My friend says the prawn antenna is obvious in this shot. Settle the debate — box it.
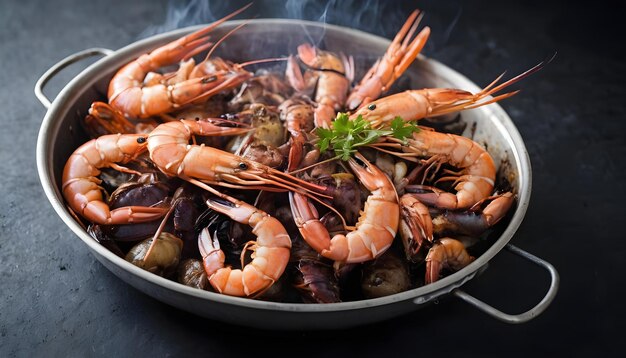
[239,57,290,68]
[288,155,340,175]
[204,20,251,61]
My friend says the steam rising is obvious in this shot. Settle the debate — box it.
[136,0,465,61]
[138,0,413,42]
[138,0,231,39]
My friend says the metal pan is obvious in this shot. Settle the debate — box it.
[35,19,558,329]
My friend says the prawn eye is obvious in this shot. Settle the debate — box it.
[238,162,248,170]
[367,104,376,110]
[137,137,146,144]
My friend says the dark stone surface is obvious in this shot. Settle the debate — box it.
[1,0,624,356]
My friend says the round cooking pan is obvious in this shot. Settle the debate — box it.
[35,19,559,330]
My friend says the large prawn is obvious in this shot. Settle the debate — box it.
[372,128,497,210]
[62,134,168,225]
[346,9,431,111]
[107,5,253,119]
[351,59,549,129]
[198,193,291,297]
[288,44,353,129]
[290,152,399,263]
[146,119,328,199]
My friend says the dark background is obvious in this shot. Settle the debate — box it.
[1,0,625,356]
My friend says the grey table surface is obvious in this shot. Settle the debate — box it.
[1,0,624,356]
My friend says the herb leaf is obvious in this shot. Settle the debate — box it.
[390,116,420,141]
[316,127,332,152]
[315,113,419,160]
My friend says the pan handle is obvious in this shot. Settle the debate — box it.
[34,48,114,108]
[453,243,559,324]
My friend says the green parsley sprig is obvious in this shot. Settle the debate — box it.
[316,112,419,161]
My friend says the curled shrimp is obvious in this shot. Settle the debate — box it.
[346,9,431,111]
[399,194,433,263]
[352,59,548,129]
[199,194,291,297]
[289,44,353,129]
[425,238,474,284]
[372,129,496,210]
[107,5,253,118]
[278,95,315,171]
[62,134,168,225]
[290,152,399,263]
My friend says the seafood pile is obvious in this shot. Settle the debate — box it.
[62,6,542,302]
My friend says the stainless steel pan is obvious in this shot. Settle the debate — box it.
[35,19,558,329]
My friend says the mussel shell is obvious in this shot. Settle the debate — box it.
[293,259,341,303]
[125,233,183,278]
[177,259,209,290]
[361,249,411,299]
[102,180,172,242]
